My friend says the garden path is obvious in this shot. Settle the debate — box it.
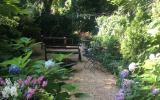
[33,45,118,100]
[67,56,118,100]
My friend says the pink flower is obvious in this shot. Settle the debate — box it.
[31,79,37,85]
[17,79,23,85]
[24,76,32,85]
[37,76,44,84]
[24,80,30,85]
[42,81,48,87]
[26,88,36,100]
[26,76,32,82]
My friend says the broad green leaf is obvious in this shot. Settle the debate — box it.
[62,83,79,91]
[55,92,70,100]
[0,56,22,66]
[74,93,91,99]
[21,51,32,68]
[52,53,72,62]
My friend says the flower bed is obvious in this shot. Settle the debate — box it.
[116,53,160,100]
[0,51,88,100]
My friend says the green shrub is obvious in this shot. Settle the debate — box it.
[120,21,149,62]
[91,35,121,74]
[96,15,127,39]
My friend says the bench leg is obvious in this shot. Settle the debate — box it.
[41,42,44,50]
[44,45,48,61]
[78,47,82,61]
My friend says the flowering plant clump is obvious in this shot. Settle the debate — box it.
[25,88,36,100]
[149,54,156,60]
[116,52,160,99]
[1,78,18,98]
[120,69,129,79]
[9,64,21,74]
[115,89,125,100]
[149,53,160,60]
[0,76,48,99]
[128,62,137,72]
[151,88,160,95]
[121,79,134,92]
[45,59,56,69]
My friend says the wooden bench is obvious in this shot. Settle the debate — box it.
[41,36,82,61]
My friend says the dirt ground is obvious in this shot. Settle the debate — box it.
[67,56,118,100]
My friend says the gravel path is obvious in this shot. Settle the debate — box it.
[67,57,118,100]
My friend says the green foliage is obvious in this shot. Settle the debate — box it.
[91,35,121,74]
[123,57,160,100]
[151,0,160,19]
[120,20,150,62]
[0,51,32,68]
[91,14,127,74]
[0,50,88,100]
[74,0,117,14]
[0,15,18,27]
[40,14,73,37]
[53,0,72,14]
[74,93,91,99]
[37,90,54,100]
[96,15,127,38]
[62,83,79,91]
[52,53,72,62]
[108,0,151,14]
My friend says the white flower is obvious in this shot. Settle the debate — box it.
[156,53,160,59]
[147,27,159,37]
[128,62,137,71]
[149,54,156,60]
[45,60,55,69]
[2,86,10,98]
[5,78,12,86]
[10,86,18,97]
[2,90,9,98]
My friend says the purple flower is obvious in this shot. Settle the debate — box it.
[9,64,20,74]
[37,76,44,84]
[115,89,125,100]
[120,69,129,79]
[42,81,48,87]
[122,79,134,91]
[25,88,36,100]
[24,76,32,85]
[152,88,160,95]
[0,77,5,85]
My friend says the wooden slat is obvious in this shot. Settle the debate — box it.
[46,45,79,49]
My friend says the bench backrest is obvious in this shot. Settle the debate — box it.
[42,36,80,46]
